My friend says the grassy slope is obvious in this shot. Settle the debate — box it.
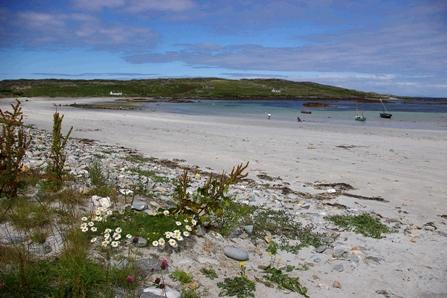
[0,78,384,100]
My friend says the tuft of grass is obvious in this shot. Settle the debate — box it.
[170,269,193,284]
[88,159,107,187]
[9,198,52,230]
[30,228,49,244]
[327,213,390,238]
[130,168,171,183]
[200,267,218,280]
[217,275,256,298]
[263,266,309,297]
[125,154,150,164]
[182,288,200,298]
[254,209,323,251]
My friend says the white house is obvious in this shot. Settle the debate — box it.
[271,88,281,94]
[110,91,123,96]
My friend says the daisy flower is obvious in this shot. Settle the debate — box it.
[126,234,132,239]
[175,221,182,226]
[81,217,88,221]
[183,231,190,237]
[191,219,197,226]
[90,237,97,243]
[185,225,192,231]
[163,210,170,216]
[158,238,165,246]
[176,235,184,241]
[81,227,88,232]
[101,241,109,248]
[104,228,112,234]
[111,241,119,248]
[152,240,159,247]
[91,227,97,232]
[114,234,121,240]
[168,239,177,248]
[88,222,94,227]
[115,227,122,233]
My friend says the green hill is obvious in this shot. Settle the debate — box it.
[0,78,386,100]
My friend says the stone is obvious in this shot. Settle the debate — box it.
[133,237,148,247]
[131,200,148,211]
[136,257,160,276]
[243,225,254,235]
[315,245,328,253]
[141,287,180,298]
[333,281,342,288]
[224,246,249,261]
[194,225,206,237]
[333,264,344,272]
[333,247,348,258]
[91,195,111,209]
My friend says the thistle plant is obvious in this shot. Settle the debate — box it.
[0,100,31,198]
[49,111,73,188]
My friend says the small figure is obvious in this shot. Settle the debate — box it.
[267,113,271,120]
[297,116,302,122]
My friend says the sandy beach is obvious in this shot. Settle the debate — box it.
[2,97,447,297]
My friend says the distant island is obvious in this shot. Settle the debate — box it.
[0,78,393,101]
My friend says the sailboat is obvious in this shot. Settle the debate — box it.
[379,98,392,119]
[355,104,366,121]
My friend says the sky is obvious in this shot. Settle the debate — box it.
[0,0,446,97]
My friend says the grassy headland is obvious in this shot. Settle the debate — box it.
[0,78,387,100]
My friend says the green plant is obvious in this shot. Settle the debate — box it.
[89,159,107,187]
[217,275,256,298]
[9,198,52,231]
[174,163,249,225]
[130,167,171,183]
[200,267,218,280]
[0,100,31,198]
[182,288,201,298]
[327,213,390,238]
[267,241,278,255]
[263,266,309,297]
[48,111,73,188]
[170,269,193,284]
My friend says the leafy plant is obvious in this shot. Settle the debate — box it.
[48,111,73,188]
[0,100,31,198]
[174,162,249,226]
[89,159,107,187]
[170,269,193,284]
[217,275,256,298]
[327,213,390,238]
[263,266,309,297]
[200,267,218,280]
[182,288,201,298]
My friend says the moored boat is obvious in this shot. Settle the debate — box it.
[379,98,392,119]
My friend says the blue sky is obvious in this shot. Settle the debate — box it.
[0,0,446,97]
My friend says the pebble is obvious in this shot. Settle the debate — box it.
[333,280,342,288]
[333,264,344,272]
[131,200,148,211]
[333,247,348,258]
[243,225,254,235]
[315,245,328,253]
[224,246,249,261]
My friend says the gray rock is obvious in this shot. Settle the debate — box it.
[333,264,344,272]
[333,247,348,258]
[133,237,148,247]
[195,225,206,237]
[8,235,27,244]
[243,225,254,235]
[132,200,148,211]
[141,287,180,298]
[136,257,160,276]
[224,246,249,261]
[315,245,328,253]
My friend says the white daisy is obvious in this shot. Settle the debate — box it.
[158,238,165,246]
[90,237,97,243]
[80,223,87,229]
[184,219,189,223]
[185,225,192,231]
[91,227,97,232]
[106,210,113,216]
[191,219,197,226]
[152,240,159,247]
[168,239,177,248]
[114,234,121,240]
[163,210,170,216]
[101,240,109,247]
[176,235,184,241]
[95,209,101,216]
[111,241,119,248]
[81,227,88,232]
[175,221,182,226]
[81,217,88,221]
[115,227,122,233]
[88,221,94,227]
[183,231,190,237]
[126,234,132,239]
[104,228,112,234]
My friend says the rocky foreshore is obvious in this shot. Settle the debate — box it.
[1,126,446,298]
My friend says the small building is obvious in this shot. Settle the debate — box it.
[271,88,281,94]
[110,91,123,96]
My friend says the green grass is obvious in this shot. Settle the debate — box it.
[200,267,218,280]
[182,288,201,298]
[130,168,171,183]
[327,213,390,238]
[96,209,192,242]
[125,154,150,164]
[219,201,255,236]
[217,275,256,298]
[253,209,323,250]
[0,78,381,99]
[8,198,52,231]
[89,159,107,187]
[263,266,309,297]
[170,269,193,284]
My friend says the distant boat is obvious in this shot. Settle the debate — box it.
[300,110,312,114]
[379,98,392,119]
[355,113,366,121]
[355,104,366,121]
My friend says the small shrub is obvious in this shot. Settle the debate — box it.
[89,159,107,187]
[182,288,200,298]
[200,267,218,280]
[0,100,31,198]
[48,111,73,188]
[170,269,193,284]
[217,275,256,298]
[327,213,390,238]
[263,266,309,297]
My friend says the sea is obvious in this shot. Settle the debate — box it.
[141,99,447,130]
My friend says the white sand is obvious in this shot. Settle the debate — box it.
[2,97,447,297]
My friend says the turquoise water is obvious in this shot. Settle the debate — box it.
[142,100,447,130]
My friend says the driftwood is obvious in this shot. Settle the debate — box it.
[343,192,388,202]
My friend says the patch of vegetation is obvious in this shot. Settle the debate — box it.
[96,209,192,242]
[8,198,52,230]
[0,100,31,198]
[219,201,255,236]
[254,209,323,250]
[0,78,381,99]
[200,267,218,280]
[182,288,201,298]
[267,241,278,255]
[125,153,150,164]
[327,213,390,238]
[48,111,73,189]
[130,167,171,183]
[171,269,193,284]
[263,266,309,297]
[89,159,108,187]
[217,275,256,298]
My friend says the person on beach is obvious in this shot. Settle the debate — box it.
[267,113,271,119]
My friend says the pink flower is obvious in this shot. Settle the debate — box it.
[160,259,169,270]
[127,275,135,284]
